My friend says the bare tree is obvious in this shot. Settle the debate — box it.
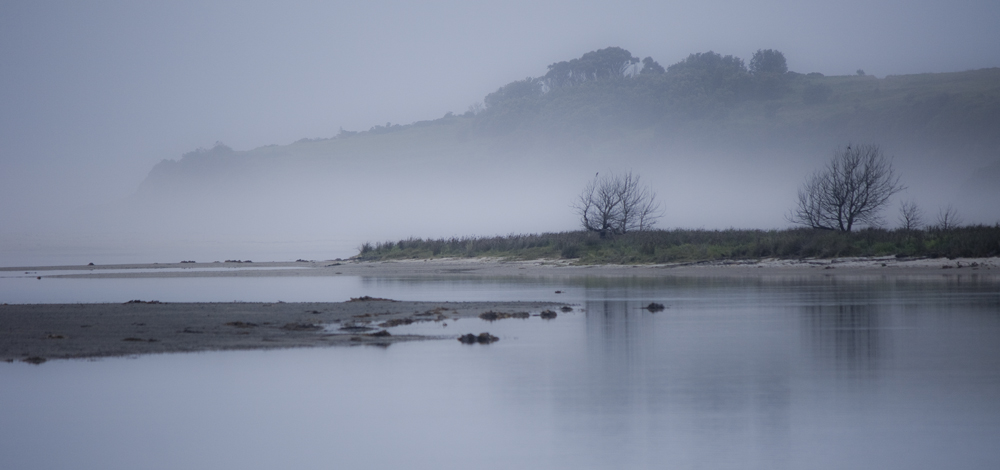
[935,205,963,229]
[576,171,662,237]
[789,144,904,232]
[898,200,923,230]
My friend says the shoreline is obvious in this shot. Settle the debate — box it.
[3,256,998,280]
[0,300,564,363]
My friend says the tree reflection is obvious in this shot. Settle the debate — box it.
[802,303,886,373]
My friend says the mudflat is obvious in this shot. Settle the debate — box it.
[0,300,563,363]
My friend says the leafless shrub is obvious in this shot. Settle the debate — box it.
[575,171,662,237]
[789,144,904,232]
[935,205,963,230]
[898,200,923,230]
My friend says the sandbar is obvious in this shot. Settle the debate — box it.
[5,256,996,280]
[1,300,563,363]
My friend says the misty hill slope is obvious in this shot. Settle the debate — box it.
[134,48,1000,238]
[139,62,1000,191]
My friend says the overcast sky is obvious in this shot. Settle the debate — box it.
[1,0,998,237]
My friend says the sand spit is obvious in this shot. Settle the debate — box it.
[5,256,997,280]
[0,300,562,363]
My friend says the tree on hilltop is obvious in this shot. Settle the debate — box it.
[749,49,787,76]
[664,51,749,112]
[544,47,640,87]
[749,49,789,99]
[483,78,543,109]
[640,57,665,75]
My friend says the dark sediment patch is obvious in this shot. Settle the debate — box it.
[645,303,666,312]
[0,300,562,362]
[348,296,396,302]
[479,311,530,321]
[378,318,414,327]
[281,323,322,331]
[458,332,499,344]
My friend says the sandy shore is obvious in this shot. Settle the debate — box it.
[0,300,564,363]
[5,255,997,279]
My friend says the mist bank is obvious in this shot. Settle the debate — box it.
[11,48,995,266]
[135,52,999,237]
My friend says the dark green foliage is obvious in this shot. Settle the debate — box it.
[544,47,640,87]
[641,57,665,75]
[750,49,788,76]
[467,46,1000,155]
[484,78,544,108]
[475,47,763,137]
[355,226,1000,263]
[749,49,789,99]
[665,51,750,108]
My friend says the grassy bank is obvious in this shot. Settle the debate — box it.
[356,226,1000,264]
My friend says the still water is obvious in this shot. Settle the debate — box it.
[2,274,999,470]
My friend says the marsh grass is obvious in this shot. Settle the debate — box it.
[356,225,1000,263]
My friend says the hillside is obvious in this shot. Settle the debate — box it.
[133,47,1000,243]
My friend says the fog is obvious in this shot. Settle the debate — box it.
[2,1,999,265]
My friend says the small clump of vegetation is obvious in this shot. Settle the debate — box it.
[355,225,1000,264]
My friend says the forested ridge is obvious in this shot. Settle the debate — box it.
[139,46,1000,193]
[468,47,1000,151]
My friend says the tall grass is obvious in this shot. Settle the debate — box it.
[355,226,1000,263]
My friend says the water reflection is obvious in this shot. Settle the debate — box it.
[803,303,886,373]
[564,298,798,469]
[2,275,1000,470]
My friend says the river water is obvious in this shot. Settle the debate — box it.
[2,273,999,469]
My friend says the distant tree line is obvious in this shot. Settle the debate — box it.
[325,47,999,158]
[476,46,793,134]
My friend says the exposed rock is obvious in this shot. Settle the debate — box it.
[349,296,396,302]
[415,307,449,316]
[479,311,530,321]
[280,322,322,331]
[539,310,557,319]
[645,303,666,312]
[458,332,499,344]
[378,318,414,327]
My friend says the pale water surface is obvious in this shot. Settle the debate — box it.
[2,275,999,470]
